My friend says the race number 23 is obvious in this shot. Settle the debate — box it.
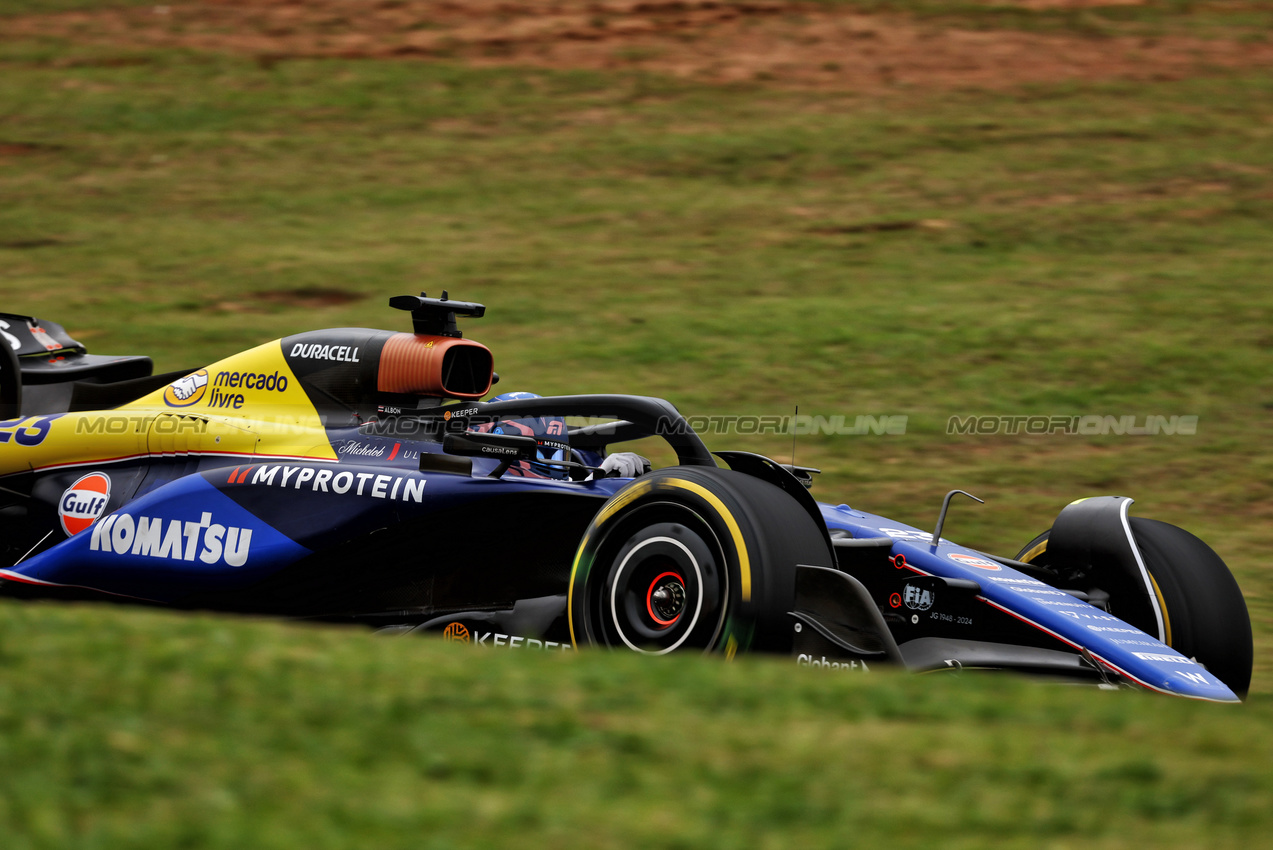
[0,415,57,446]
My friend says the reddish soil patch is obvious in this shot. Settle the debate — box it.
[6,0,1273,91]
[252,288,363,308]
[0,142,60,156]
[1008,0,1146,8]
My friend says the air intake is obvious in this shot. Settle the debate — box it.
[377,333,493,400]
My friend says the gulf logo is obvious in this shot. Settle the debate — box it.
[59,472,112,537]
[163,369,208,407]
[947,552,1002,571]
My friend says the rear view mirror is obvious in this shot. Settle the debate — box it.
[442,431,538,478]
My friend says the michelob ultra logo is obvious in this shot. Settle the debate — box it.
[59,472,111,536]
[164,370,209,407]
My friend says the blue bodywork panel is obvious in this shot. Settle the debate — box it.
[820,503,1238,702]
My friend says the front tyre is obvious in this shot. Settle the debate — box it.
[1018,518,1253,697]
[569,467,834,655]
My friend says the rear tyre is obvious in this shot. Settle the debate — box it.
[0,339,20,420]
[570,467,834,655]
[1017,519,1253,697]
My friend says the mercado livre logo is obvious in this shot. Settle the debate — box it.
[163,369,208,407]
[205,368,290,410]
[164,366,293,410]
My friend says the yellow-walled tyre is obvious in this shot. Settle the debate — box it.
[569,467,834,655]
[1017,519,1252,698]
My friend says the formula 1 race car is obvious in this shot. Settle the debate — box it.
[0,296,1253,702]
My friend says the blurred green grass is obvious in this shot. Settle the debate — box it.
[1,0,162,14]
[7,0,1272,37]
[809,0,1273,37]
[3,600,1272,849]
[1,6,1272,845]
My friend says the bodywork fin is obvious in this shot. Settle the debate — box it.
[790,565,904,663]
[1045,496,1164,642]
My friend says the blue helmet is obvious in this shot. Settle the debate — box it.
[478,392,569,479]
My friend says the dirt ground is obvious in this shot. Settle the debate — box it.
[6,0,1273,91]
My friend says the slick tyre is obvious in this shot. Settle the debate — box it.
[0,338,19,420]
[1018,518,1253,697]
[569,467,833,655]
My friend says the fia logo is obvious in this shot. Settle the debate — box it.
[902,583,934,611]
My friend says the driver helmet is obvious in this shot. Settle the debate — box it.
[476,391,570,479]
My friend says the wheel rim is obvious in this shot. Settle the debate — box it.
[610,536,703,653]
[646,571,686,626]
[592,504,727,654]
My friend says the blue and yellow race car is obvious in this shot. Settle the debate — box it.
[0,295,1253,701]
